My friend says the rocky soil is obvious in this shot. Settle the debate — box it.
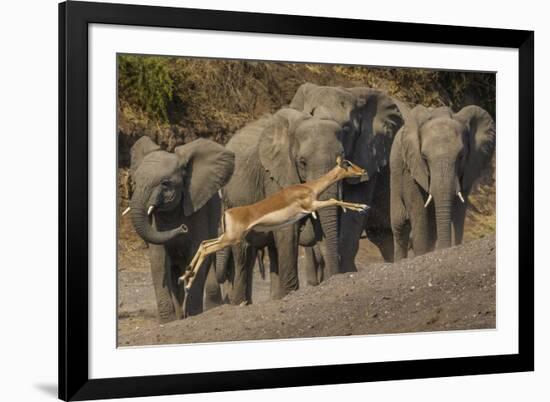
[117,233,495,347]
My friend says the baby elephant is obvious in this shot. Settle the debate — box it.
[390,105,495,260]
[128,136,235,321]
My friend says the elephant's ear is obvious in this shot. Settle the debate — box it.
[174,139,235,216]
[347,90,404,182]
[289,82,318,111]
[258,111,302,187]
[454,105,496,192]
[130,136,161,177]
[400,106,430,192]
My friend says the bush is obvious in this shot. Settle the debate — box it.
[118,55,174,122]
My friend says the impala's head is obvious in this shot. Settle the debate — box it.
[336,156,368,180]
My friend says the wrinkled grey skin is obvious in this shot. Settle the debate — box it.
[290,83,405,278]
[390,105,495,260]
[216,108,345,304]
[129,136,235,322]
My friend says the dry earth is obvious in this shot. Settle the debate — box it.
[117,223,495,346]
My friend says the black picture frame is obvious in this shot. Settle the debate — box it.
[59,1,534,400]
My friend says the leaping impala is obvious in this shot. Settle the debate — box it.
[179,156,369,290]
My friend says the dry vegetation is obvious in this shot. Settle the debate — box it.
[117,55,496,242]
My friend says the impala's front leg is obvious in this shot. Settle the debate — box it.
[312,198,369,213]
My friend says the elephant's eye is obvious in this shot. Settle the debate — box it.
[161,179,171,187]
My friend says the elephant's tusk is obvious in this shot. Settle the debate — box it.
[147,205,155,216]
[311,211,318,220]
[121,206,131,216]
[457,192,465,203]
[424,194,433,208]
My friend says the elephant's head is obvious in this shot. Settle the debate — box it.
[129,136,235,245]
[291,83,356,124]
[258,108,345,275]
[290,83,404,183]
[399,105,495,249]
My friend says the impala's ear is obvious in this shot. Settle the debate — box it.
[174,139,235,216]
[454,105,496,192]
[130,136,161,177]
[400,106,430,192]
[258,111,302,188]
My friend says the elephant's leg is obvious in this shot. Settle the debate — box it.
[267,241,280,299]
[367,227,395,263]
[167,262,185,319]
[340,210,366,272]
[313,244,325,283]
[148,244,178,323]
[182,260,206,317]
[409,208,434,257]
[304,247,320,286]
[391,195,410,262]
[392,222,410,261]
[452,199,467,246]
[272,224,299,299]
[228,243,256,305]
[203,257,223,311]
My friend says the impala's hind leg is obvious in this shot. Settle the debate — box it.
[179,235,235,288]
[186,237,221,275]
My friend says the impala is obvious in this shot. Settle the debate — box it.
[180,156,369,289]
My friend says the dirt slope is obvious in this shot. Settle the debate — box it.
[118,236,495,347]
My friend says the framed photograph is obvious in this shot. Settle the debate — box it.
[59,1,534,400]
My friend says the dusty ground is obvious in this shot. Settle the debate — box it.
[117,213,495,346]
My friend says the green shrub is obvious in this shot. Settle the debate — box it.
[118,55,174,122]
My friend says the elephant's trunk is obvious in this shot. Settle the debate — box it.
[130,192,186,245]
[431,166,456,250]
[318,184,340,276]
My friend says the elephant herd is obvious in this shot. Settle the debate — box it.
[126,82,496,323]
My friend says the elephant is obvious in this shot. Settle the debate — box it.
[390,105,495,260]
[289,83,405,278]
[216,108,346,304]
[128,136,235,322]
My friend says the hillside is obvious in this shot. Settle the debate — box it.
[118,235,495,346]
